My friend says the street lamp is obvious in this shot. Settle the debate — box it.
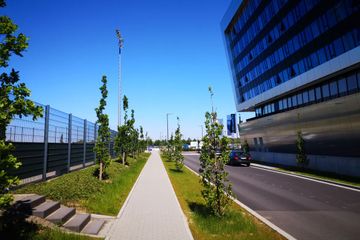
[166,113,172,143]
[116,29,124,126]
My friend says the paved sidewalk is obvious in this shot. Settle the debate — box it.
[106,150,193,240]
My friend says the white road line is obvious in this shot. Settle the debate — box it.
[250,165,360,193]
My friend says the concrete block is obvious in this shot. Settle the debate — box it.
[81,219,105,235]
[63,213,90,232]
[46,206,75,224]
[33,200,60,218]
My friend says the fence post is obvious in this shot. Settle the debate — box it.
[67,114,72,172]
[43,105,50,181]
[83,119,87,168]
[94,123,97,164]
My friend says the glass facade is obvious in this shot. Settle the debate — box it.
[224,0,360,105]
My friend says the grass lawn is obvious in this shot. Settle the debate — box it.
[14,153,150,216]
[162,154,284,240]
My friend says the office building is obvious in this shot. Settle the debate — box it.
[221,0,360,176]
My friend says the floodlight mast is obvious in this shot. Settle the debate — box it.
[116,29,124,127]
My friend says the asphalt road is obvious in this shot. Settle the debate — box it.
[183,153,360,240]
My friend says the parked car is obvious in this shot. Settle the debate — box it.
[228,150,251,166]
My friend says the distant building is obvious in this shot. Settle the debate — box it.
[190,141,203,149]
[221,0,360,177]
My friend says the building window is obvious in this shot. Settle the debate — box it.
[347,73,358,92]
[279,100,283,110]
[315,87,322,101]
[338,78,347,94]
[322,84,330,98]
[283,98,288,109]
[309,89,315,102]
[330,81,338,97]
[297,93,303,105]
[303,91,309,103]
[288,97,292,108]
[292,95,298,106]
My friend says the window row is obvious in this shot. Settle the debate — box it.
[232,0,321,65]
[230,0,290,53]
[240,28,360,103]
[235,0,356,86]
[254,70,360,117]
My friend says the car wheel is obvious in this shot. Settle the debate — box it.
[246,163,250,167]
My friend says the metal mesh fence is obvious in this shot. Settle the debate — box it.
[6,102,46,143]
[49,107,69,143]
[5,103,117,184]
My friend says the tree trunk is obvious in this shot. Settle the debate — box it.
[99,161,103,181]
[122,152,125,165]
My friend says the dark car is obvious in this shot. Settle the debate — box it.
[228,150,251,166]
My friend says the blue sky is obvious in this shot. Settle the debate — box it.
[4,0,254,139]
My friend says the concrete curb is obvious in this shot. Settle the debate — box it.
[251,163,360,192]
[184,165,297,240]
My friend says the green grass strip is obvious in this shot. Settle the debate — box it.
[14,153,150,216]
[162,154,285,240]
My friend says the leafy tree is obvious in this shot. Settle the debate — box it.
[296,130,308,165]
[199,88,233,217]
[0,0,43,209]
[173,117,184,171]
[94,76,111,180]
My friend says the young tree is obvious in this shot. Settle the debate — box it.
[173,117,184,171]
[94,76,111,180]
[199,87,233,217]
[115,96,137,165]
[296,130,308,166]
[0,0,43,209]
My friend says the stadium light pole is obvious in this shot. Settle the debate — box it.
[116,29,124,127]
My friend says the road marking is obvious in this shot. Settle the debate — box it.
[251,165,360,193]
[183,164,297,240]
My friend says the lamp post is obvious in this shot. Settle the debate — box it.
[116,29,124,126]
[198,125,203,139]
[166,113,172,143]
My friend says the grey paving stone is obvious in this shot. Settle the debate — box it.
[107,150,193,240]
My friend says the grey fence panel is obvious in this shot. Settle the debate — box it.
[10,143,44,179]
[70,143,84,166]
[86,144,95,162]
[47,143,68,175]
